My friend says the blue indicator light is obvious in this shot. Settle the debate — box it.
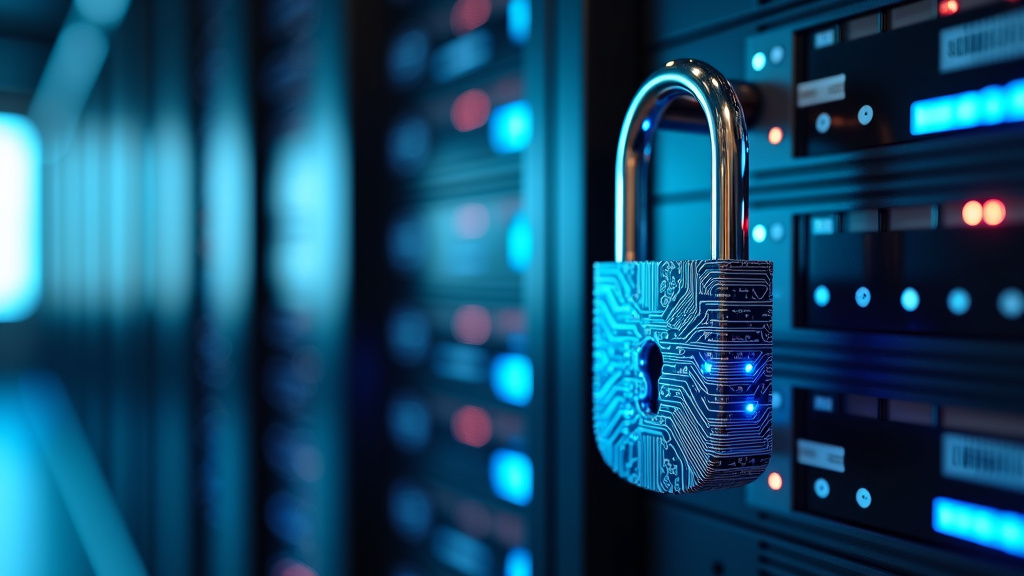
[506,212,532,273]
[490,353,534,407]
[947,287,972,316]
[489,100,533,154]
[702,362,713,373]
[489,449,534,506]
[641,118,651,132]
[506,0,532,45]
[751,224,767,244]
[751,51,767,72]
[745,403,755,413]
[900,287,921,312]
[933,496,1024,558]
[813,284,831,308]
[504,547,532,576]
[911,77,1024,136]
[744,363,753,373]
[0,113,42,323]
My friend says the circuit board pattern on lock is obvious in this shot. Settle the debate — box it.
[592,260,774,493]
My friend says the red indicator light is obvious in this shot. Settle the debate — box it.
[939,0,959,16]
[451,405,493,448]
[767,471,783,491]
[451,0,492,35]
[983,199,1006,226]
[768,126,784,145]
[962,200,983,226]
[451,88,492,133]
[452,303,492,345]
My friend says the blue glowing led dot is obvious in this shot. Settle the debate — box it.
[489,449,534,506]
[745,363,753,373]
[813,284,831,308]
[745,403,755,413]
[751,51,767,72]
[504,547,533,576]
[490,353,534,407]
[702,362,713,373]
[900,287,921,312]
[506,211,532,273]
[947,287,972,316]
[641,118,651,132]
[506,0,532,45]
[751,224,767,244]
[488,100,534,154]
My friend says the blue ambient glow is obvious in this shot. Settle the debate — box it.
[506,0,532,45]
[489,100,533,154]
[932,496,1024,558]
[0,113,42,323]
[751,224,767,244]
[900,287,921,312]
[813,285,831,308]
[490,353,534,407]
[504,547,532,576]
[745,363,753,373]
[745,403,755,413]
[910,78,1024,136]
[751,51,767,72]
[489,449,534,506]
[506,212,532,273]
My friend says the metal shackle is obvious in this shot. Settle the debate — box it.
[614,59,750,263]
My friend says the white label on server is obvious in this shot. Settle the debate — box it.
[939,8,1024,74]
[796,438,846,473]
[796,73,847,109]
[941,432,1024,494]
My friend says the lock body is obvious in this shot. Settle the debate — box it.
[593,259,772,493]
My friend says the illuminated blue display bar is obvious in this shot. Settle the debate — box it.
[910,78,1024,136]
[932,496,1024,558]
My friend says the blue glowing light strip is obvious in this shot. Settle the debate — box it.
[911,78,1024,136]
[932,496,1024,558]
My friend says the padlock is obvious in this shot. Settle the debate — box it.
[592,59,773,493]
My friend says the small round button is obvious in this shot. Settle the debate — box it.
[769,45,785,65]
[815,112,832,134]
[856,487,872,509]
[814,477,831,499]
[855,286,872,308]
[858,105,874,126]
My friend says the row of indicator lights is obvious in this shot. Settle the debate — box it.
[750,46,788,148]
[806,477,873,509]
[750,222,785,243]
[933,496,1024,559]
[962,199,1006,226]
[702,361,761,414]
[910,76,1024,136]
[815,105,874,134]
[813,284,1024,319]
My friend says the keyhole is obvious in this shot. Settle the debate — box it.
[639,340,663,414]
